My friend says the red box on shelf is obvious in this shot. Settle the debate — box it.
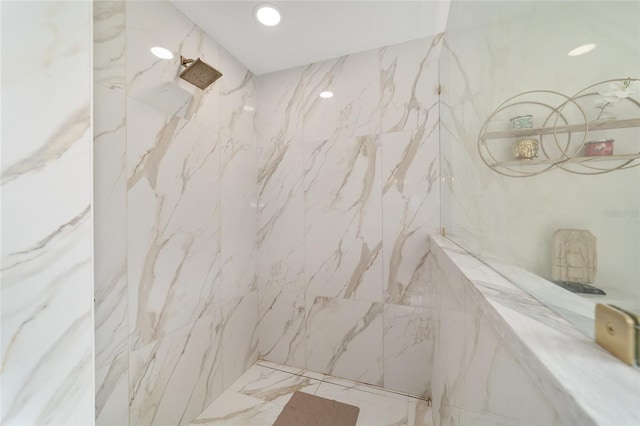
[585,139,614,156]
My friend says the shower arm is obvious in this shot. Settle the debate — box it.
[180,56,195,67]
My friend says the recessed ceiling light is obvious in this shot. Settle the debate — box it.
[243,105,256,112]
[150,46,173,60]
[319,91,333,99]
[568,43,596,56]
[255,4,281,27]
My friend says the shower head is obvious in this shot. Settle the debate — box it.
[179,56,222,90]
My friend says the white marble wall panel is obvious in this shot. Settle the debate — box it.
[383,304,434,398]
[220,143,257,304]
[1,1,93,424]
[304,135,383,303]
[381,35,443,133]
[125,1,221,127]
[220,49,256,145]
[258,289,306,369]
[95,352,129,426]
[257,143,304,297]
[257,68,304,298]
[303,50,380,141]
[382,125,440,307]
[94,85,128,370]
[94,0,126,90]
[94,2,129,424]
[127,96,221,349]
[222,291,259,389]
[256,67,304,148]
[256,69,306,368]
[130,310,224,426]
[305,296,384,386]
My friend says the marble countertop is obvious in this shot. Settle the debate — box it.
[430,234,640,426]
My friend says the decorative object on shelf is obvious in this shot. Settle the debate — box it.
[551,228,598,284]
[510,115,533,130]
[585,138,614,156]
[593,78,640,121]
[513,138,539,159]
[477,78,640,176]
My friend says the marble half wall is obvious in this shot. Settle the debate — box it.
[429,239,563,425]
[1,1,94,424]
[93,1,258,424]
[428,234,640,426]
[256,34,442,398]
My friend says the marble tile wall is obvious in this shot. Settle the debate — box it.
[93,1,258,424]
[256,35,443,398]
[1,1,94,424]
[94,2,129,425]
[429,237,566,425]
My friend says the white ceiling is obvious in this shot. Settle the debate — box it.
[171,1,451,75]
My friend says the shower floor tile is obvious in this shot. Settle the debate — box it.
[191,361,432,426]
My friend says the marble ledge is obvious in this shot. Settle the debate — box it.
[429,234,640,426]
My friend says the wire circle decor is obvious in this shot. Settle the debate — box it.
[477,78,640,177]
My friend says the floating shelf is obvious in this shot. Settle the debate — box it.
[478,78,640,176]
[490,153,640,167]
[482,118,640,140]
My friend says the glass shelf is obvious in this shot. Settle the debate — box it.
[490,153,640,167]
[482,118,640,141]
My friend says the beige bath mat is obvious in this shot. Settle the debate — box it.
[273,391,360,426]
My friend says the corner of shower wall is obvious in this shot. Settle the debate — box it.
[255,33,444,398]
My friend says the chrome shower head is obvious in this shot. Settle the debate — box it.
[179,56,222,90]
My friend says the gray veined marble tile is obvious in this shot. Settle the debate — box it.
[305,296,384,386]
[229,364,320,407]
[219,48,256,145]
[258,289,306,369]
[257,143,304,297]
[256,66,304,148]
[304,135,383,303]
[94,85,128,370]
[95,352,129,426]
[220,143,257,305]
[1,1,93,424]
[93,0,126,90]
[381,34,443,133]
[190,390,282,426]
[126,97,222,350]
[381,124,440,307]
[129,311,224,426]
[222,291,259,389]
[303,48,381,141]
[383,304,435,398]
